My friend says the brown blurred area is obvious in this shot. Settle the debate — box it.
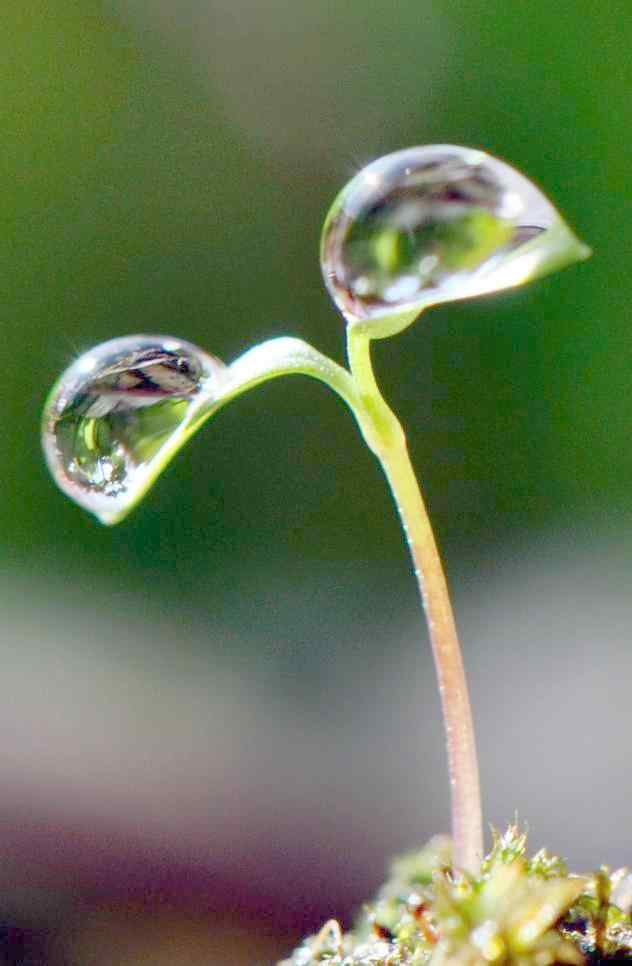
[14,910,283,965]
[58,911,284,965]
[4,529,632,962]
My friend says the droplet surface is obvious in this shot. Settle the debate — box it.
[42,335,228,524]
[321,145,589,337]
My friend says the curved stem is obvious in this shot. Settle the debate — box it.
[347,327,483,874]
[98,337,360,526]
[223,337,359,412]
[117,328,483,870]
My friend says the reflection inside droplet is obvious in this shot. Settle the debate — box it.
[42,335,227,523]
[321,145,586,334]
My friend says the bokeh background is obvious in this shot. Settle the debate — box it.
[2,0,632,962]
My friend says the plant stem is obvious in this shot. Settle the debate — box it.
[203,330,483,870]
[347,327,483,875]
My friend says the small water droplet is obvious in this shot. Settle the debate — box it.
[321,145,589,337]
[42,335,228,524]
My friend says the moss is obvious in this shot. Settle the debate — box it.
[278,827,632,966]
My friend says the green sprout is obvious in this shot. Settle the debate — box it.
[42,145,590,912]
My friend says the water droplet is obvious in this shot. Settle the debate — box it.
[321,145,589,337]
[42,335,228,524]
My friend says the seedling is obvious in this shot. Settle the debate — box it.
[43,147,625,965]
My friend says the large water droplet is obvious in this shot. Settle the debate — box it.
[321,145,589,338]
[42,335,228,524]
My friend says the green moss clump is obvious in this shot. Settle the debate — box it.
[278,826,632,965]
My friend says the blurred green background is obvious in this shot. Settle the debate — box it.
[2,0,632,962]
